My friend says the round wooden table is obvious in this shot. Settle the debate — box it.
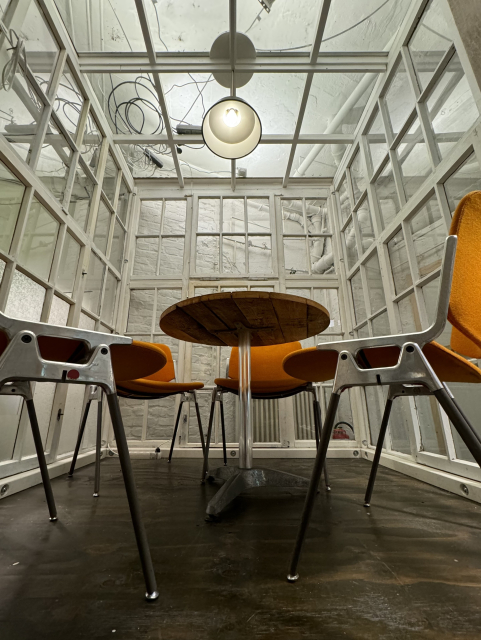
[160,291,330,516]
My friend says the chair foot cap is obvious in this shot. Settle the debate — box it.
[364,503,370,508]
[326,485,331,491]
[93,493,99,498]
[287,574,299,583]
[145,591,159,601]
[49,517,58,522]
[67,474,73,478]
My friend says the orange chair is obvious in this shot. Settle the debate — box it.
[201,341,330,488]
[283,191,481,584]
[0,318,164,600]
[116,343,205,462]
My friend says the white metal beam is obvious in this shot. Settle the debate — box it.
[112,133,355,145]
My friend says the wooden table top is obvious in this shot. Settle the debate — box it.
[159,291,330,347]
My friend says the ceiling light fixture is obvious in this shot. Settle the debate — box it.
[202,96,261,160]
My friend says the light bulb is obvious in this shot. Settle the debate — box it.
[223,107,241,127]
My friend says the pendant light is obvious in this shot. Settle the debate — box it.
[202,96,262,160]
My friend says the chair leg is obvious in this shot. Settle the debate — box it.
[193,393,206,456]
[287,391,341,583]
[26,398,57,522]
[201,389,217,482]
[219,396,227,466]
[313,394,330,490]
[364,397,393,507]
[434,387,481,467]
[106,392,158,601]
[93,395,102,497]
[167,398,184,463]
[68,400,92,477]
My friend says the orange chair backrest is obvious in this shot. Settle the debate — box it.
[143,343,176,382]
[448,191,481,358]
[228,342,302,382]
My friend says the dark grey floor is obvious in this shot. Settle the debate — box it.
[1,457,481,640]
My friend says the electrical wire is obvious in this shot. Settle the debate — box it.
[1,29,26,92]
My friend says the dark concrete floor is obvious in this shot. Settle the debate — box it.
[1,458,481,640]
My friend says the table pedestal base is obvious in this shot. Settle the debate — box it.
[205,466,309,518]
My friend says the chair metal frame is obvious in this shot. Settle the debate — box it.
[287,235,481,582]
[0,313,159,601]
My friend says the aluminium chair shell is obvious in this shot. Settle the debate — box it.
[201,341,330,488]
[0,316,164,600]
[282,191,481,583]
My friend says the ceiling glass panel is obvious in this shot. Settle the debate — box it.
[290,145,343,179]
[162,73,226,130]
[241,145,289,178]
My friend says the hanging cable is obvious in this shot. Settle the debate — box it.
[1,29,26,92]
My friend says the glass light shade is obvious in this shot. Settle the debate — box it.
[202,97,262,159]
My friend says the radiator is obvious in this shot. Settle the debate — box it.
[294,391,316,440]
[253,398,280,443]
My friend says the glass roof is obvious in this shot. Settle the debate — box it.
[53,0,415,182]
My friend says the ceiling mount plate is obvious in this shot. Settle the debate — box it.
[210,32,256,89]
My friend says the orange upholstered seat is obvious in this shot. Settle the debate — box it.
[215,342,307,395]
[283,341,481,384]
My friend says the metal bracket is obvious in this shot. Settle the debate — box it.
[0,380,33,400]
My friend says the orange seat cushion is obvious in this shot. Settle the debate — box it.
[283,342,481,384]
[215,377,307,394]
[118,379,204,396]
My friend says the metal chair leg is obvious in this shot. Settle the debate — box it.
[201,389,217,482]
[167,398,184,463]
[313,395,330,490]
[26,398,57,522]
[93,395,102,497]
[68,399,92,477]
[287,391,341,583]
[219,396,227,466]
[106,392,158,601]
[193,392,206,456]
[364,396,393,507]
[434,387,481,467]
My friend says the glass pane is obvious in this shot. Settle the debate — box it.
[350,270,366,324]
[198,198,220,232]
[81,111,102,172]
[247,198,270,232]
[18,199,59,280]
[110,218,125,272]
[307,199,329,234]
[357,323,370,339]
[282,199,304,234]
[397,118,432,201]
[375,161,401,228]
[36,119,72,202]
[116,178,130,225]
[338,180,351,225]
[156,289,182,319]
[355,199,374,255]
[196,236,219,274]
[223,198,245,233]
[83,253,105,315]
[127,289,154,333]
[388,229,413,294]
[386,392,412,454]
[0,391,22,463]
[444,154,481,213]
[385,59,415,136]
[350,151,366,203]
[372,311,390,336]
[449,382,481,463]
[138,200,161,235]
[415,395,447,455]
[284,238,307,275]
[410,197,445,278]
[409,0,455,91]
[100,271,118,325]
[249,236,272,275]
[68,162,94,231]
[398,293,422,332]
[427,54,480,160]
[78,312,95,330]
[163,200,186,234]
[0,161,25,254]
[158,237,185,276]
[133,237,158,276]
[367,110,388,174]
[48,295,70,326]
[93,200,111,255]
[102,152,118,203]
[55,68,84,137]
[57,233,80,296]
[20,0,59,85]
[343,219,358,270]
[365,252,386,314]
[5,270,45,321]
[222,236,245,274]
[310,236,335,275]
[365,387,383,444]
